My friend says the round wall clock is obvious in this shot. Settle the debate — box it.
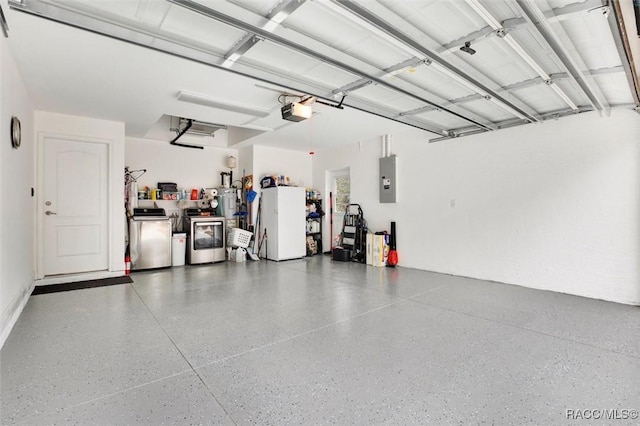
[11,116,21,149]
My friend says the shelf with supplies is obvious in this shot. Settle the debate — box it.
[305,195,324,256]
[137,192,195,202]
[137,199,200,208]
[306,221,322,256]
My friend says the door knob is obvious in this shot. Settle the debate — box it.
[45,210,57,215]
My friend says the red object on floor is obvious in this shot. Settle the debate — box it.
[125,255,131,275]
[387,221,398,267]
[387,249,398,267]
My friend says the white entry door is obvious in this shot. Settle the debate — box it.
[43,137,109,275]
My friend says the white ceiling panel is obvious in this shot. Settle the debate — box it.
[218,0,280,16]
[453,98,513,123]
[592,74,635,105]
[546,0,586,8]
[382,0,482,46]
[555,13,622,70]
[553,78,590,107]
[414,109,473,130]
[342,36,412,71]
[398,68,473,102]
[6,0,638,145]
[284,2,416,72]
[299,63,362,93]
[350,84,423,112]
[511,84,571,113]
[449,36,540,87]
[241,40,329,77]
[161,5,246,51]
[196,0,280,29]
[285,1,372,53]
[56,0,143,20]
[507,26,568,76]
[463,0,528,31]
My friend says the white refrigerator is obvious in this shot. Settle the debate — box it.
[260,186,306,261]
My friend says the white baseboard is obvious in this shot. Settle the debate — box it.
[0,279,35,350]
[36,270,124,286]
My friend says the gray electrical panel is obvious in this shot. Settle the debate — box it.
[379,155,397,203]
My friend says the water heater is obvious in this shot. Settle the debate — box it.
[216,188,237,219]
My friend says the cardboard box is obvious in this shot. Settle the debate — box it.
[372,235,388,267]
[366,233,373,265]
[367,234,388,267]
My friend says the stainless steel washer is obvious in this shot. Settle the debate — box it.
[129,208,172,270]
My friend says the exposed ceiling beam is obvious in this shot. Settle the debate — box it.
[514,0,610,115]
[278,8,504,128]
[439,0,604,55]
[378,57,426,80]
[430,106,594,142]
[221,34,262,68]
[465,0,580,112]
[7,0,456,135]
[328,0,539,123]
[399,105,438,117]
[332,78,373,95]
[328,57,499,129]
[169,0,495,133]
[332,58,428,94]
[282,6,502,128]
[399,66,624,115]
[317,0,537,123]
[221,0,306,68]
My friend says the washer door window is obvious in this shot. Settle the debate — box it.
[193,222,223,250]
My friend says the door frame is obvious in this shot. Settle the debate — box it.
[325,167,350,251]
[36,132,114,279]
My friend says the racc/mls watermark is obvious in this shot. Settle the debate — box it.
[566,409,638,420]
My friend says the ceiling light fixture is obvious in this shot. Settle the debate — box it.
[465,0,578,111]
[460,41,476,55]
[177,90,271,117]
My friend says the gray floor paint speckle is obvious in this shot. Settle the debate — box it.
[2,256,639,425]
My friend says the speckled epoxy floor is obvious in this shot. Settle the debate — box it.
[2,256,639,425]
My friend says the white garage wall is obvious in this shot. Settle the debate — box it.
[1,36,35,348]
[313,110,640,305]
[252,145,313,189]
[125,137,239,191]
[248,145,313,226]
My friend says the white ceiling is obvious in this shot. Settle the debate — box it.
[3,0,639,150]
